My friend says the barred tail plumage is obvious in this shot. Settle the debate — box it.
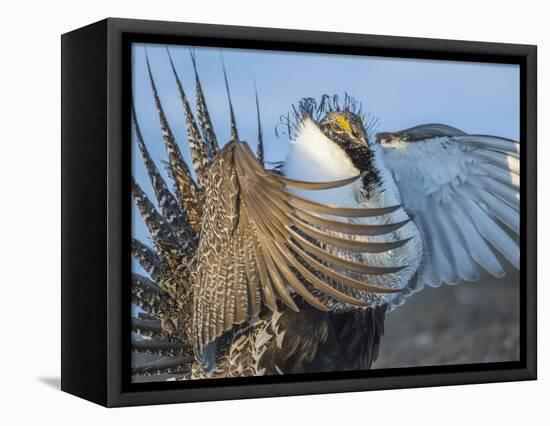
[145,53,203,234]
[190,49,219,159]
[132,48,231,381]
[132,103,195,244]
[166,47,211,191]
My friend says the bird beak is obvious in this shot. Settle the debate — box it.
[351,133,369,146]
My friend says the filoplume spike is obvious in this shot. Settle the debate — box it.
[190,49,219,159]
[221,55,239,142]
[254,81,264,164]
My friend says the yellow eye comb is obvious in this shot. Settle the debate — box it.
[336,116,351,132]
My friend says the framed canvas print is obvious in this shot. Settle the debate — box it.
[61,18,537,407]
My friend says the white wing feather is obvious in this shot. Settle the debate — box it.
[380,127,520,306]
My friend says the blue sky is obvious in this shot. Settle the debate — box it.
[131,42,519,275]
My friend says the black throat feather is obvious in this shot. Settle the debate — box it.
[321,127,382,197]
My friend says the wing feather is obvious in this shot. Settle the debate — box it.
[250,232,278,311]
[421,212,458,285]
[380,125,519,301]
[469,162,520,189]
[224,255,236,330]
[242,212,262,316]
[435,203,478,282]
[469,175,519,210]
[288,231,406,275]
[457,184,519,234]
[449,201,505,278]
[459,198,519,268]
[455,134,520,157]
[193,141,405,355]
[293,209,410,236]
[469,150,520,175]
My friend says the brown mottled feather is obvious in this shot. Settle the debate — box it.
[166,48,211,191]
[132,103,196,244]
[145,54,203,234]
[190,50,219,159]
[193,141,403,355]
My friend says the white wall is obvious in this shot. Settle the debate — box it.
[1,0,545,423]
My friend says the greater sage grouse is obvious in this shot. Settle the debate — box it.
[131,50,520,380]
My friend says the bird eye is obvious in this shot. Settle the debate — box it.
[332,122,343,132]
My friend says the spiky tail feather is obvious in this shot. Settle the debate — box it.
[132,48,228,381]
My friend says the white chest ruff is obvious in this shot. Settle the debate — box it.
[282,119,423,307]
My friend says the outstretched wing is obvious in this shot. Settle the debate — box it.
[193,141,410,354]
[378,124,519,304]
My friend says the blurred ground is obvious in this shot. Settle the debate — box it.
[375,269,520,368]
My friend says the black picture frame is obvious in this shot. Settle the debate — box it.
[61,17,537,407]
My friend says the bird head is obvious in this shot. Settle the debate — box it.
[317,110,381,195]
[282,96,382,198]
[281,97,417,311]
[319,111,369,148]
